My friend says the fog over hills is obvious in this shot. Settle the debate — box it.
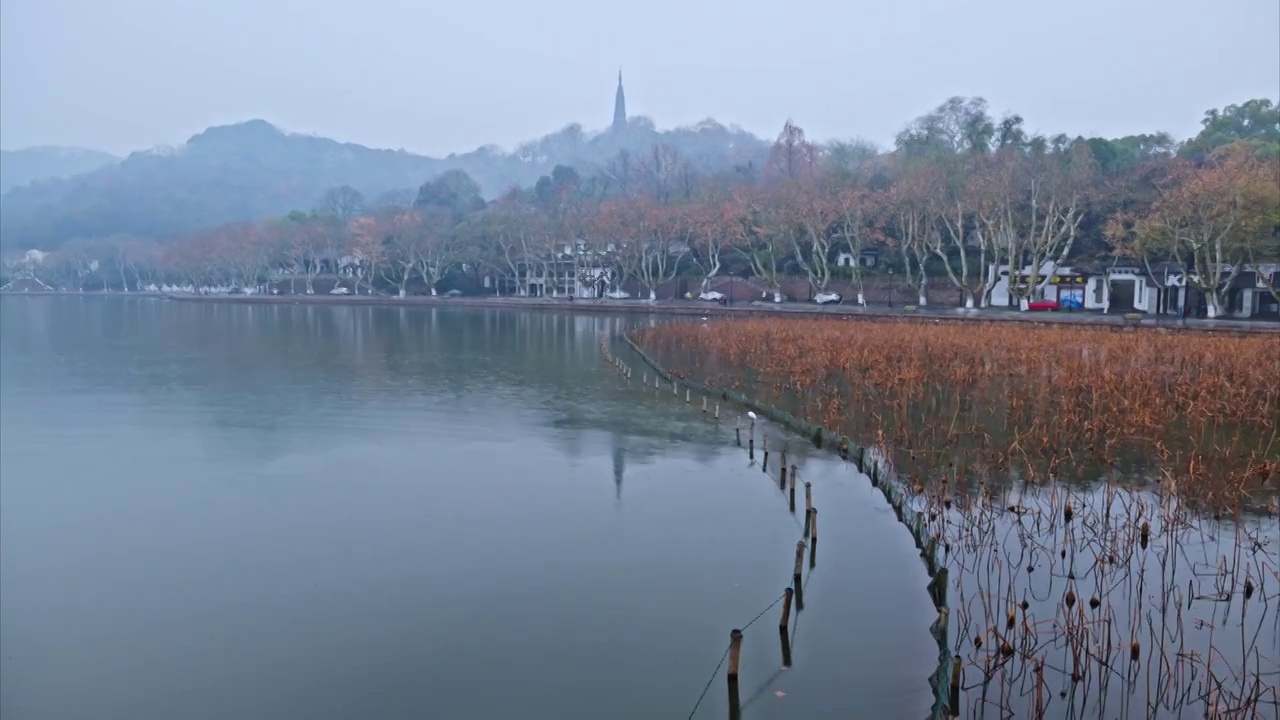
[0,104,770,251]
[0,146,120,193]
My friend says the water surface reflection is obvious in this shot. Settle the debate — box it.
[1,297,935,719]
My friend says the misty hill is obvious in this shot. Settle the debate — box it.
[0,146,121,193]
[0,117,770,251]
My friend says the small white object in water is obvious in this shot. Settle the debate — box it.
[747,411,757,421]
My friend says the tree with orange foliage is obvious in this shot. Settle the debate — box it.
[591,197,640,297]
[732,188,790,302]
[619,196,689,301]
[346,216,386,295]
[219,222,272,292]
[780,182,840,297]
[762,120,819,186]
[1120,144,1279,317]
[487,191,545,297]
[685,196,734,295]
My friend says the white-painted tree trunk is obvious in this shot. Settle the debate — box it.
[648,288,657,301]
[917,293,927,306]
[856,292,865,306]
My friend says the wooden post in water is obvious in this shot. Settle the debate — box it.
[932,567,949,608]
[727,629,744,720]
[809,508,818,568]
[702,397,707,413]
[805,482,813,513]
[788,467,797,512]
[735,427,742,446]
[949,657,961,716]
[714,403,720,419]
[792,541,806,610]
[763,450,769,473]
[779,588,794,668]
[673,381,678,396]
[779,462,786,490]
[685,388,691,403]
[780,450,787,475]
[748,436,754,460]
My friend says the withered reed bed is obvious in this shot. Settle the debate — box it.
[634,317,1280,719]
[635,318,1278,509]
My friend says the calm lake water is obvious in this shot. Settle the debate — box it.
[0,296,936,720]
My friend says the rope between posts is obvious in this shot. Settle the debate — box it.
[684,589,790,719]
[685,644,729,720]
[615,338,812,718]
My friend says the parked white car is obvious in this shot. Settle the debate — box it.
[329,286,350,295]
[698,291,726,301]
[604,289,631,299]
[814,292,842,305]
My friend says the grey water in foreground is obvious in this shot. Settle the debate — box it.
[0,296,936,720]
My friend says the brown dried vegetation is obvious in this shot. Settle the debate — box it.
[636,318,1279,509]
[636,318,1280,718]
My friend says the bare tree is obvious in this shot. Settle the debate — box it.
[785,185,839,296]
[928,156,991,310]
[733,190,789,301]
[763,120,818,185]
[1012,144,1092,309]
[888,166,938,306]
[604,150,637,199]
[834,188,881,306]
[640,144,680,204]
[412,208,459,296]
[319,185,366,222]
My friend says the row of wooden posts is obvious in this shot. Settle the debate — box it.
[727,420,819,718]
[607,338,963,719]
[600,340,818,719]
[601,341,724,419]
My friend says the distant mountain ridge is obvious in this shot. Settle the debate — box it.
[0,116,770,251]
[0,146,121,193]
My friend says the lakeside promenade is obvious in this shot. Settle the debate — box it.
[7,290,1269,333]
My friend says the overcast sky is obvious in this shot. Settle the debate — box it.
[3,0,1278,156]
